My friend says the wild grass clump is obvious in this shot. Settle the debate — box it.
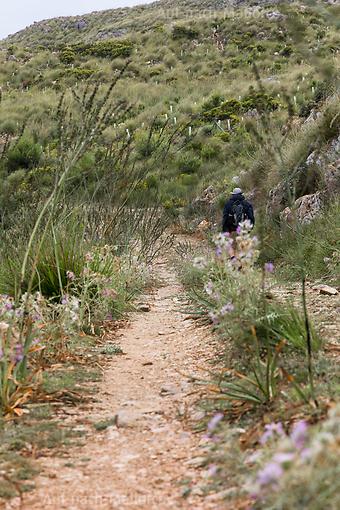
[263,201,340,282]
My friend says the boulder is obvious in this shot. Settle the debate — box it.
[266,11,286,21]
[280,191,326,225]
[306,150,322,167]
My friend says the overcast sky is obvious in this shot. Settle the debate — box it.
[1,0,156,40]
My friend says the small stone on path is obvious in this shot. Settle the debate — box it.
[312,284,338,296]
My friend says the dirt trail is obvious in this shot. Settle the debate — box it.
[11,260,218,510]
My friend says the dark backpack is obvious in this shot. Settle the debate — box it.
[230,201,246,228]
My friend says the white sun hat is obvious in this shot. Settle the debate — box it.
[231,187,243,195]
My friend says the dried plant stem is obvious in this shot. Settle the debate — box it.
[302,275,318,408]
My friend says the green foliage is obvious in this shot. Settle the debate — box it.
[6,138,42,173]
[264,202,340,281]
[269,305,322,352]
[172,25,199,40]
[66,67,96,79]
[176,153,201,174]
[59,47,76,65]
[71,40,133,59]
[202,92,280,121]
[0,225,85,299]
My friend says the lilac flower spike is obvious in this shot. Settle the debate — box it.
[220,303,234,315]
[207,412,224,432]
[208,312,219,325]
[61,295,69,305]
[257,462,283,487]
[260,422,285,445]
[66,271,75,281]
[290,421,308,450]
[265,262,275,273]
[14,344,24,363]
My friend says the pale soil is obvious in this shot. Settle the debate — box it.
[5,260,220,510]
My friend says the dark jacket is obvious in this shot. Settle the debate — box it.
[222,194,255,233]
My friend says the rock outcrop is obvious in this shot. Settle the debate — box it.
[280,191,326,225]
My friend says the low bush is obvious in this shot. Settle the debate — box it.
[176,152,202,174]
[172,25,199,40]
[6,138,42,173]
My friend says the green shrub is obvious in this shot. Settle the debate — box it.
[6,139,42,173]
[71,40,133,60]
[59,47,76,65]
[0,119,17,136]
[200,140,222,161]
[176,153,201,174]
[172,25,199,40]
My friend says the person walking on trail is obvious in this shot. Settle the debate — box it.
[222,188,255,234]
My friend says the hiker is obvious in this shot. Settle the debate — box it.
[222,188,255,234]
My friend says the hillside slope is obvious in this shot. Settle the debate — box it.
[0,0,339,275]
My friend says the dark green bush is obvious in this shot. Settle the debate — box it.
[71,40,133,60]
[7,139,42,173]
[172,25,199,40]
[176,153,201,174]
[60,47,76,64]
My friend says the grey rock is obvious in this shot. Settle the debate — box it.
[137,303,151,312]
[186,456,207,468]
[266,11,286,21]
[160,384,178,396]
[312,284,338,296]
[280,191,326,225]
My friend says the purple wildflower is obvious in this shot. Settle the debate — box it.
[66,271,75,281]
[257,462,283,487]
[208,312,219,325]
[260,422,285,445]
[14,344,24,363]
[85,252,94,262]
[236,225,242,234]
[207,412,224,432]
[220,302,234,315]
[265,262,275,273]
[5,302,13,311]
[290,421,308,450]
[273,452,295,464]
[61,295,69,305]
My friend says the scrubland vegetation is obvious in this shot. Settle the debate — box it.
[0,0,339,506]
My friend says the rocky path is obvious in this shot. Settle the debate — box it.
[10,260,218,510]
